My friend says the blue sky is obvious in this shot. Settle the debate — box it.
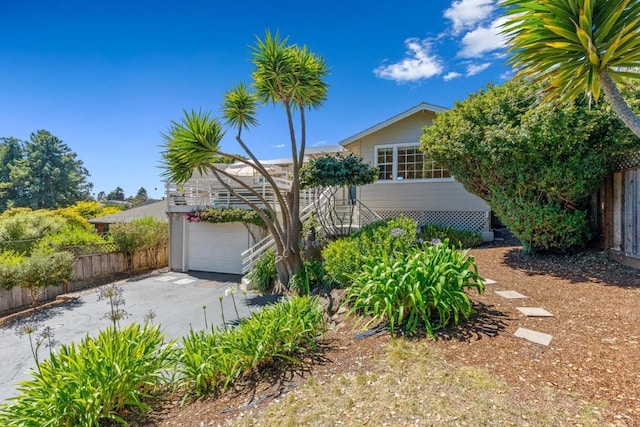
[1,0,511,199]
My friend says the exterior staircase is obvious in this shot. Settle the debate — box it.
[240,186,381,274]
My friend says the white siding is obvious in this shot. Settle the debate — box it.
[344,109,490,215]
[359,181,488,212]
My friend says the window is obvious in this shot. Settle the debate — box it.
[377,147,394,180]
[375,144,451,181]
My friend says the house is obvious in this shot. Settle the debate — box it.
[88,200,167,234]
[166,103,493,275]
[339,102,492,238]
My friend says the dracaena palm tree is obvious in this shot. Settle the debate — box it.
[162,31,328,289]
[501,0,640,138]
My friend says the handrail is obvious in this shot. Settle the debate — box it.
[240,186,334,273]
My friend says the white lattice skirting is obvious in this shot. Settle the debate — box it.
[374,210,489,233]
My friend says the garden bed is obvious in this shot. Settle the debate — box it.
[139,238,640,425]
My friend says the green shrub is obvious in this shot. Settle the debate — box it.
[0,249,73,306]
[345,242,484,337]
[493,196,591,253]
[354,216,417,254]
[35,226,107,254]
[323,217,418,286]
[20,250,74,306]
[0,323,175,426]
[176,296,324,397]
[0,208,94,255]
[247,250,277,292]
[110,217,168,254]
[421,78,638,252]
[322,238,362,286]
[0,251,25,290]
[419,224,483,249]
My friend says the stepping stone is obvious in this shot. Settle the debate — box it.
[495,290,528,299]
[155,275,178,282]
[516,307,554,317]
[515,327,553,346]
[483,278,497,285]
[174,278,197,285]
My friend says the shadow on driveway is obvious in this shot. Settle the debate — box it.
[0,298,85,331]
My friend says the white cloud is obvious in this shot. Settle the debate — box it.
[270,144,285,149]
[466,62,491,76]
[458,16,507,58]
[444,0,496,34]
[374,38,443,83]
[312,140,328,147]
[443,71,462,81]
[500,69,515,81]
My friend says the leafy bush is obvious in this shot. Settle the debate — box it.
[176,296,324,396]
[247,250,277,292]
[494,195,591,253]
[421,78,638,252]
[354,217,418,255]
[419,224,483,249]
[35,226,107,254]
[20,250,74,306]
[110,217,167,253]
[0,323,175,426]
[323,217,418,286]
[322,238,362,286]
[0,251,25,290]
[0,207,95,255]
[58,200,122,220]
[0,249,73,306]
[345,242,484,337]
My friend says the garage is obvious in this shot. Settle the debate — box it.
[186,222,250,274]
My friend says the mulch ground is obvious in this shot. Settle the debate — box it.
[143,235,640,426]
[6,235,640,426]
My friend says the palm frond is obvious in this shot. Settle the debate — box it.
[222,83,259,131]
[501,0,640,103]
[160,110,225,185]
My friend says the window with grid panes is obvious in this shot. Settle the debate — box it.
[375,144,451,181]
[377,147,394,180]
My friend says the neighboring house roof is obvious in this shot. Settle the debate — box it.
[88,200,167,224]
[338,102,447,147]
[259,145,345,166]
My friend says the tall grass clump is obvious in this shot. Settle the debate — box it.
[345,241,484,337]
[176,296,324,397]
[246,249,277,292]
[0,323,175,426]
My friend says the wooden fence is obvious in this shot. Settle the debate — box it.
[0,245,168,316]
[593,163,640,268]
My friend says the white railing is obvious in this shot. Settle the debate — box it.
[240,186,334,273]
[166,174,293,210]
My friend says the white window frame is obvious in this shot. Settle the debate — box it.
[374,143,454,183]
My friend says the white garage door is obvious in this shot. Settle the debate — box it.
[187,222,249,274]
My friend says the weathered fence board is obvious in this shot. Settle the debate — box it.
[0,245,168,316]
[596,166,640,268]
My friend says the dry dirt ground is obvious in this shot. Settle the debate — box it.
[136,236,640,426]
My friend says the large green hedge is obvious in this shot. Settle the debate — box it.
[421,78,639,252]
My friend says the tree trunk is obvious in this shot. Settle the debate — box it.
[600,72,640,139]
[274,250,304,293]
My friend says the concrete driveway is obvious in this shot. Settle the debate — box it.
[0,270,277,403]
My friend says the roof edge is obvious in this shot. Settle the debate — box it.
[339,102,448,147]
